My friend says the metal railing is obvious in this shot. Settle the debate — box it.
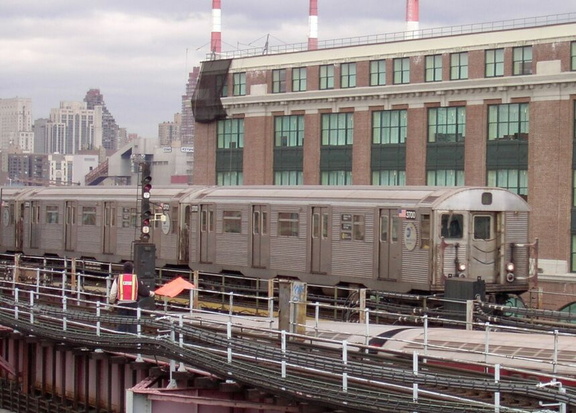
[208,13,576,60]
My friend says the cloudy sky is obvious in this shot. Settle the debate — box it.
[1,1,574,139]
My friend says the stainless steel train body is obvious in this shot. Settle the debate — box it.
[0,185,534,295]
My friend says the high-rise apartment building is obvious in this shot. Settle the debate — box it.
[0,97,33,152]
[84,89,119,151]
[47,101,103,155]
[181,67,200,146]
[159,113,182,146]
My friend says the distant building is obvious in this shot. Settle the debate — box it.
[181,67,200,146]
[33,118,50,154]
[158,113,181,146]
[47,101,103,155]
[48,153,74,185]
[7,153,49,186]
[0,97,33,152]
[84,89,120,151]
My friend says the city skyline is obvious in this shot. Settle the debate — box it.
[1,0,574,138]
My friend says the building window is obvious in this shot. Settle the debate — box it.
[487,169,528,197]
[450,52,468,80]
[572,235,576,272]
[46,205,59,224]
[428,107,466,143]
[292,67,307,92]
[372,170,406,186]
[370,59,386,86]
[217,172,243,186]
[321,113,353,146]
[272,69,286,93]
[275,171,303,185]
[513,46,532,75]
[82,206,96,226]
[425,54,442,82]
[274,115,304,147]
[488,103,529,140]
[217,118,244,148]
[321,171,352,185]
[278,212,299,237]
[319,64,335,90]
[233,72,246,96]
[393,57,410,84]
[485,49,504,77]
[341,63,356,88]
[373,110,407,144]
[426,170,464,186]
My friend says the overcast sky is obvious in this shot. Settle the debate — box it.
[1,1,574,139]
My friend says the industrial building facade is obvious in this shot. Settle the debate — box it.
[192,16,576,279]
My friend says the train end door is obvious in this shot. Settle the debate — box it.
[469,212,498,282]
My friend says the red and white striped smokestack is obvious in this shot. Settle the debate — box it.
[308,0,318,50]
[406,0,419,34]
[211,0,222,54]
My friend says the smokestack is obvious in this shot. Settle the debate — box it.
[308,0,318,50]
[406,0,419,35]
[211,0,222,54]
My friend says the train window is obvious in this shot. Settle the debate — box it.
[474,216,492,240]
[223,211,242,233]
[46,206,59,224]
[322,213,329,239]
[380,216,389,242]
[279,212,299,237]
[481,192,493,205]
[441,214,463,239]
[353,215,364,240]
[420,214,430,249]
[262,212,268,235]
[82,207,96,226]
[253,211,260,235]
[391,216,400,242]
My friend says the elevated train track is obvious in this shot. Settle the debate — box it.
[0,254,575,411]
[0,293,574,412]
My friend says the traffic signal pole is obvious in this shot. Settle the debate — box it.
[134,161,156,296]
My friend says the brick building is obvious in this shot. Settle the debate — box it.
[192,15,576,308]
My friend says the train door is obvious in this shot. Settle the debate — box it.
[377,209,401,280]
[311,206,331,274]
[102,202,116,255]
[199,204,216,263]
[179,205,191,263]
[251,205,270,268]
[64,201,77,252]
[469,212,498,282]
[30,201,40,249]
[15,202,25,251]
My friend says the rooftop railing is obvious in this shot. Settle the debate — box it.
[207,12,576,60]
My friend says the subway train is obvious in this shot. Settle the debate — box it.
[0,185,536,300]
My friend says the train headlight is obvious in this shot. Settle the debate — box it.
[457,263,466,277]
[505,262,515,282]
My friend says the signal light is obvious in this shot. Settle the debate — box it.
[140,162,152,242]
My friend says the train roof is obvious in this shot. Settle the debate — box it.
[181,186,530,212]
[0,185,530,212]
